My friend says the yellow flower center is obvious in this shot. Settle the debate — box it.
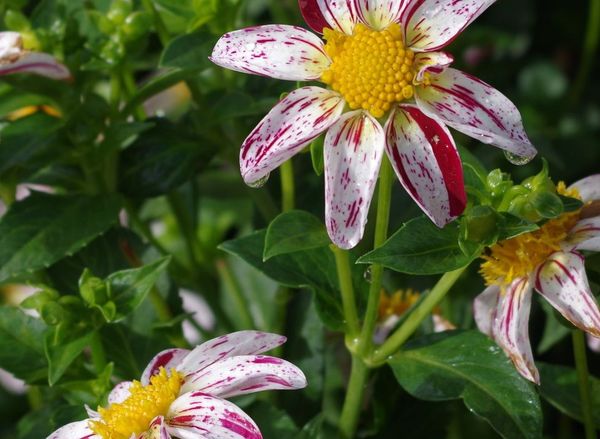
[89,368,182,439]
[321,23,416,118]
[378,288,420,320]
[480,183,582,287]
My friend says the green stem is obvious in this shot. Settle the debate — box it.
[216,259,254,329]
[572,330,596,439]
[331,245,360,339]
[167,191,203,269]
[89,332,107,374]
[141,0,170,46]
[280,159,295,212]
[121,66,146,121]
[149,288,173,322]
[370,266,467,365]
[338,356,369,439]
[571,0,600,105]
[358,156,393,355]
[248,187,279,222]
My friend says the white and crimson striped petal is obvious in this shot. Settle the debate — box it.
[474,278,539,383]
[240,86,345,185]
[324,111,385,249]
[385,105,466,227]
[209,25,331,81]
[413,51,454,83]
[535,251,600,337]
[401,0,496,52]
[567,217,600,252]
[299,0,357,34]
[46,331,306,439]
[354,0,406,30]
[570,174,600,204]
[0,32,70,80]
[415,68,535,159]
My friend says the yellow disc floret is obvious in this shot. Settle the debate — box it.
[378,288,420,320]
[89,367,182,439]
[321,23,416,118]
[480,183,582,288]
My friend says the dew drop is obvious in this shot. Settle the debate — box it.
[363,267,372,283]
[247,173,270,188]
[504,151,535,166]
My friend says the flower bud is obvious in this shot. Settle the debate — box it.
[79,269,108,306]
[41,301,68,326]
[460,205,499,245]
[122,12,152,41]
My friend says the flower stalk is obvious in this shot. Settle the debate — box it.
[572,330,596,439]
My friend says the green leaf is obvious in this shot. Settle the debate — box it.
[119,119,217,197]
[358,216,482,274]
[0,193,122,283]
[497,213,539,241]
[106,257,171,320]
[45,328,94,386]
[160,30,217,70]
[310,135,325,176]
[559,195,584,213]
[220,230,364,330]
[537,299,571,354]
[0,306,48,381]
[264,210,330,260]
[389,331,542,439]
[538,362,600,427]
[245,402,299,438]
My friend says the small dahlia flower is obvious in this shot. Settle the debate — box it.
[0,31,70,80]
[474,175,600,383]
[47,331,307,439]
[210,0,535,249]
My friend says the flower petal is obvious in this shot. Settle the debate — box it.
[181,355,307,397]
[107,381,134,404]
[167,392,261,439]
[299,0,357,34]
[46,420,98,439]
[0,32,22,60]
[385,105,466,226]
[569,174,600,203]
[139,417,171,439]
[567,217,600,252]
[0,52,71,80]
[535,251,600,337]
[210,25,330,81]
[414,51,454,83]
[473,284,500,337]
[354,0,405,30]
[324,110,385,249]
[177,331,287,376]
[416,68,536,158]
[141,349,190,385]
[401,0,496,51]
[491,277,539,384]
[240,86,345,185]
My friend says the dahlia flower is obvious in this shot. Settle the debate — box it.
[47,331,307,439]
[0,31,70,80]
[210,0,535,249]
[474,175,600,383]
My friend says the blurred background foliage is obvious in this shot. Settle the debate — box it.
[0,0,598,438]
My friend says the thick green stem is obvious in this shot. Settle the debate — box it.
[370,266,467,365]
[358,156,393,355]
[331,245,360,339]
[216,259,254,329]
[89,332,107,374]
[571,0,600,105]
[338,356,369,439]
[280,160,295,212]
[572,330,596,439]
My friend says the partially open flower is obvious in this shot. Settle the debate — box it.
[47,331,307,439]
[210,0,535,249]
[474,175,600,383]
[0,31,71,80]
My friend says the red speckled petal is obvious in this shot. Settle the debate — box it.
[45,420,98,439]
[300,0,357,34]
[210,25,330,81]
[415,68,536,159]
[181,355,307,397]
[566,217,600,252]
[139,416,171,439]
[178,331,288,376]
[401,0,496,52]
[324,110,385,249]
[473,284,500,337]
[488,277,539,384]
[141,349,190,385]
[354,0,406,30]
[535,251,600,337]
[413,51,453,82]
[239,86,345,186]
[569,174,600,203]
[385,105,465,227]
[167,392,262,439]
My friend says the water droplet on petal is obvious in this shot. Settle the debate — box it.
[504,151,535,166]
[248,173,270,188]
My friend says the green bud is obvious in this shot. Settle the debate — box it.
[486,169,512,199]
[530,190,564,219]
[88,11,114,34]
[100,39,125,65]
[79,268,108,305]
[4,10,30,32]
[100,301,117,322]
[521,159,555,193]
[460,205,500,245]
[20,288,60,312]
[41,302,68,326]
[108,0,133,25]
[122,12,152,41]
